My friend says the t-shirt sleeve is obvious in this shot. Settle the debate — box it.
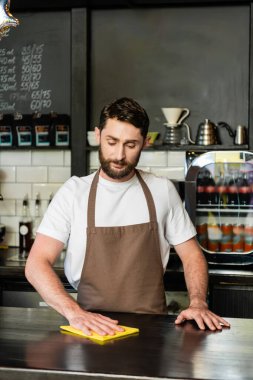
[37,177,76,244]
[165,180,196,246]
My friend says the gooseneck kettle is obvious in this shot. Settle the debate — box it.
[195,119,238,146]
[195,119,221,145]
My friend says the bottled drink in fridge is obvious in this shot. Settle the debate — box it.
[227,172,239,209]
[205,171,217,208]
[247,170,253,207]
[216,172,228,208]
[196,170,206,207]
[238,172,251,207]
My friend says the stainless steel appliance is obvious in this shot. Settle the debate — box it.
[185,150,253,265]
[195,120,236,146]
[161,107,195,145]
[195,119,221,145]
[163,123,195,145]
[235,125,247,145]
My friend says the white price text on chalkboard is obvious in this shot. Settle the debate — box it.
[0,43,52,112]
[0,47,17,104]
[0,12,71,114]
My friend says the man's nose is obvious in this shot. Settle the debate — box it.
[115,145,126,161]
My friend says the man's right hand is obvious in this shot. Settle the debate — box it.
[25,234,124,337]
[67,309,124,336]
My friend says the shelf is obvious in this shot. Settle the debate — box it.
[0,146,71,151]
[146,144,249,151]
[85,144,249,152]
[197,207,253,213]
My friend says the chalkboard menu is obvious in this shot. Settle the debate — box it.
[0,12,71,114]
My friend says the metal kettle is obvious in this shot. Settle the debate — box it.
[195,119,221,145]
[219,122,247,145]
[234,125,247,145]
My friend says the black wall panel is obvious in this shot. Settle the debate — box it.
[90,6,249,144]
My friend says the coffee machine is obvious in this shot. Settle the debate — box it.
[162,107,195,145]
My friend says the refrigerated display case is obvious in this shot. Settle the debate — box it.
[185,151,253,265]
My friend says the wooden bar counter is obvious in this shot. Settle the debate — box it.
[0,306,252,380]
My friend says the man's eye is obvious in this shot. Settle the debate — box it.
[108,141,116,145]
[127,144,136,149]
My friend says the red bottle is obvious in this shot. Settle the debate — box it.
[205,172,217,208]
[238,172,250,207]
[216,172,228,208]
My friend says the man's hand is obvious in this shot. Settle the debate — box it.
[174,238,230,331]
[67,309,124,336]
[175,299,230,331]
[26,234,124,337]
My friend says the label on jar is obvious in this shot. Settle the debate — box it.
[55,124,69,146]
[0,125,13,146]
[35,125,50,146]
[16,125,32,146]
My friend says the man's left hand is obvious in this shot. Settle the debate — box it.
[175,302,231,331]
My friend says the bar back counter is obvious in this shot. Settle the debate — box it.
[0,306,252,380]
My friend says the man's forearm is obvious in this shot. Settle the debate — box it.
[25,259,82,320]
[183,252,208,306]
[175,237,209,307]
[25,234,124,336]
[174,238,230,330]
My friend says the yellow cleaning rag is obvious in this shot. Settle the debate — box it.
[60,325,139,342]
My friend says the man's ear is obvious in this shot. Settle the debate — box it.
[143,135,151,148]
[95,127,101,144]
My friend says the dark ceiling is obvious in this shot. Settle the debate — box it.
[10,0,250,11]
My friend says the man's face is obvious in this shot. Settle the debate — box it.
[95,118,147,181]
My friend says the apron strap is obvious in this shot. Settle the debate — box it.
[87,170,100,228]
[135,170,158,223]
[87,168,158,228]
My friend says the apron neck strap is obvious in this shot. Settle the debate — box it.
[87,168,157,227]
[135,170,157,223]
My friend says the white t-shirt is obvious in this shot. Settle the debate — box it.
[38,170,196,289]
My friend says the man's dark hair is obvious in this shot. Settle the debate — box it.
[98,97,149,138]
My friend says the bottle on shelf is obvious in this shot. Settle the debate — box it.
[196,170,206,207]
[19,194,33,256]
[32,193,41,240]
[0,113,13,147]
[216,171,228,209]
[227,171,239,209]
[238,172,251,207]
[247,170,253,208]
[205,171,217,208]
[13,112,33,147]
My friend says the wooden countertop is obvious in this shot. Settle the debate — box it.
[0,306,251,380]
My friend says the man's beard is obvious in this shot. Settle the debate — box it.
[98,147,141,180]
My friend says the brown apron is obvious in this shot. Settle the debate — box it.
[77,169,167,314]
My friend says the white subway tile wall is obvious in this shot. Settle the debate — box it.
[0,150,71,247]
[0,149,185,247]
[150,167,185,180]
[89,150,186,180]
[16,166,48,183]
[48,167,71,183]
